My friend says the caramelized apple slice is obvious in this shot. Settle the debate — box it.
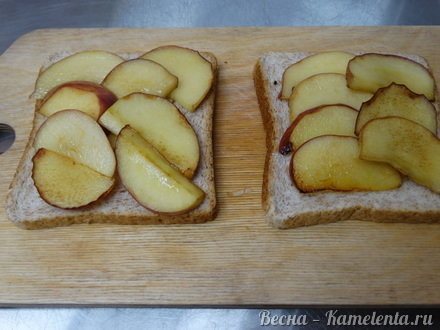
[31,50,124,100]
[107,133,117,150]
[102,58,178,98]
[36,81,117,120]
[280,51,355,100]
[359,117,440,193]
[347,53,436,100]
[141,45,214,111]
[291,135,401,193]
[116,126,205,214]
[34,109,116,177]
[355,83,437,135]
[288,73,372,122]
[32,148,115,209]
[99,93,199,178]
[279,104,358,154]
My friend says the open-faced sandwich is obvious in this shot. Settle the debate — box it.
[254,51,440,229]
[6,45,218,229]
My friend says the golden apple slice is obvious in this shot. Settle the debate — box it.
[116,126,205,214]
[288,73,372,122]
[359,117,440,193]
[101,58,178,98]
[107,133,117,149]
[32,148,115,209]
[291,135,401,193]
[36,81,117,120]
[31,50,124,100]
[280,51,355,100]
[34,109,116,177]
[99,93,199,178]
[279,104,358,154]
[355,83,437,135]
[140,45,214,111]
[347,53,436,100]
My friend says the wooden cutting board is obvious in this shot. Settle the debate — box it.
[1,26,440,306]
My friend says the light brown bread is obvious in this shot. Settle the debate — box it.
[253,51,440,229]
[6,51,218,229]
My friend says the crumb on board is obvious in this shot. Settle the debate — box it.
[230,188,251,197]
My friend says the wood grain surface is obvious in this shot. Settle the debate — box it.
[1,26,440,306]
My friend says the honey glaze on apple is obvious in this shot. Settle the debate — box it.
[279,51,438,194]
[30,46,215,214]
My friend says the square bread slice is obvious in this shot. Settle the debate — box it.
[253,51,440,229]
[6,51,218,229]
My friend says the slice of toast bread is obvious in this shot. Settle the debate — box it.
[6,51,218,229]
[253,51,440,229]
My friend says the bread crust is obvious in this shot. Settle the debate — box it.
[6,50,218,229]
[253,51,440,229]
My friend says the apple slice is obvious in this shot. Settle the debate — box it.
[32,148,115,209]
[288,73,372,122]
[31,50,124,100]
[99,93,199,178]
[355,83,437,135]
[359,117,440,193]
[36,81,117,120]
[279,104,358,154]
[107,133,117,149]
[34,109,116,178]
[101,58,178,98]
[116,126,205,214]
[291,135,402,193]
[279,51,355,100]
[140,45,214,111]
[347,53,436,100]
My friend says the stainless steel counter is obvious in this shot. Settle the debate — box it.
[1,0,439,328]
[1,0,439,56]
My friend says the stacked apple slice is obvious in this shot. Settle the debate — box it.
[32,110,116,208]
[98,92,200,178]
[36,81,118,120]
[115,126,205,214]
[140,46,215,112]
[31,50,125,100]
[101,58,178,99]
[278,51,438,193]
[29,45,215,214]
[32,45,215,114]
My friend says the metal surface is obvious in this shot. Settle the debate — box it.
[1,0,440,56]
[1,0,439,328]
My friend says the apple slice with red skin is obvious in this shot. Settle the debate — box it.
[279,51,355,100]
[288,73,372,122]
[279,104,358,155]
[355,83,437,135]
[140,45,214,112]
[36,81,117,120]
[34,109,116,178]
[115,125,205,215]
[347,53,436,101]
[359,116,440,194]
[290,135,402,193]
